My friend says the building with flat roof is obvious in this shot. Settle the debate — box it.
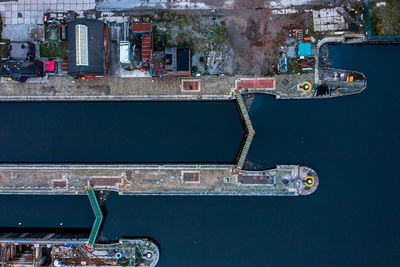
[9,42,35,61]
[130,23,153,64]
[131,23,152,34]
[0,60,44,82]
[297,43,311,58]
[165,48,191,77]
[67,19,109,77]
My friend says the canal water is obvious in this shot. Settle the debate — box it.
[0,101,243,163]
[0,44,399,266]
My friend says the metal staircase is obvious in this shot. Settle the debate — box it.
[87,186,103,248]
[235,92,255,171]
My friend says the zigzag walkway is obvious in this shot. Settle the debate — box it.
[235,91,255,171]
[87,186,103,248]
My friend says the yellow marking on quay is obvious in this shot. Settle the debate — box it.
[300,81,312,93]
[304,176,315,187]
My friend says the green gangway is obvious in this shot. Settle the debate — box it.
[235,92,255,170]
[87,186,103,248]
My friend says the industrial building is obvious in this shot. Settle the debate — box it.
[132,23,153,62]
[0,60,44,82]
[67,19,110,77]
[165,47,191,77]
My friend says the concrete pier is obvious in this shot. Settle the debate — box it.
[0,60,365,102]
[0,164,318,196]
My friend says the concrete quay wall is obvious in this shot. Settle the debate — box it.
[0,76,236,101]
[0,73,324,101]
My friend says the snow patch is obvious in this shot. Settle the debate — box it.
[376,2,386,8]
[270,0,312,8]
[97,0,212,11]
[118,69,152,78]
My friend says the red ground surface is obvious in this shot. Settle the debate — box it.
[182,80,199,91]
[183,172,200,183]
[237,79,274,90]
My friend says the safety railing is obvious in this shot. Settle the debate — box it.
[87,186,103,248]
[235,92,255,170]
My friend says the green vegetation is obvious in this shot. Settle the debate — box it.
[117,257,130,266]
[40,22,67,59]
[176,37,195,55]
[344,2,365,33]
[370,0,400,36]
[44,22,60,41]
[287,59,302,74]
[209,21,228,51]
[0,15,3,39]
[0,40,9,59]
[39,42,67,59]
[153,32,166,51]
[351,2,364,13]
[0,14,8,59]
[131,11,228,55]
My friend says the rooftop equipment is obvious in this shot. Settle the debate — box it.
[119,41,131,65]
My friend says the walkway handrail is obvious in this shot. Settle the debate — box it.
[87,186,103,248]
[235,92,255,170]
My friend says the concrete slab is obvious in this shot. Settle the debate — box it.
[0,0,95,25]
[312,7,348,32]
[2,24,32,41]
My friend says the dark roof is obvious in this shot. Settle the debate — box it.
[0,60,41,80]
[67,19,105,75]
[176,48,190,71]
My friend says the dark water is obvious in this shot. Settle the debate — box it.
[101,45,400,266]
[0,101,243,163]
[0,45,400,266]
[0,194,93,229]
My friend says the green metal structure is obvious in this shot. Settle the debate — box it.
[235,92,255,170]
[87,186,103,248]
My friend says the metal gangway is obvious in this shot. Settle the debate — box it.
[235,91,255,171]
[87,186,103,248]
